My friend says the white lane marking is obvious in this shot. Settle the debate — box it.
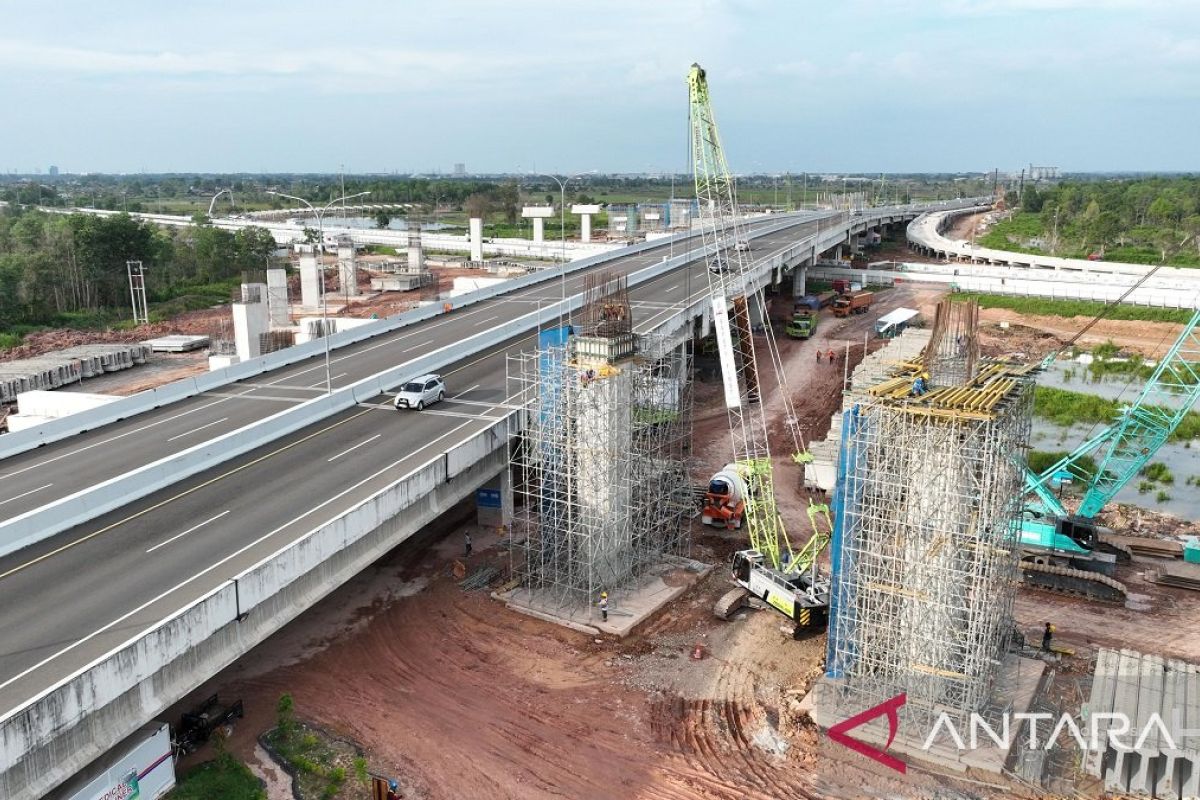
[165,417,230,443]
[399,338,434,353]
[200,393,306,404]
[665,284,680,293]
[326,434,382,463]
[0,413,496,695]
[308,372,347,389]
[145,510,231,554]
[449,384,480,399]
[0,483,53,507]
[475,315,500,325]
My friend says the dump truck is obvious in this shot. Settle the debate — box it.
[795,291,837,312]
[785,309,817,339]
[832,290,873,318]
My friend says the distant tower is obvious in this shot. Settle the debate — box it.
[48,165,59,176]
[454,162,466,176]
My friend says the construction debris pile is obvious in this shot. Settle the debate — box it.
[825,301,1037,731]
[507,272,694,609]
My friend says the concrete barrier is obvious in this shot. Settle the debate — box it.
[0,207,944,558]
[0,222,752,461]
[0,423,516,800]
[0,201,971,798]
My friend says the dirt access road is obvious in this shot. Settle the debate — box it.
[170,279,1029,800]
[184,515,1016,800]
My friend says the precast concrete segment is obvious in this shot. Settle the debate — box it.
[0,218,834,534]
[1087,648,1200,798]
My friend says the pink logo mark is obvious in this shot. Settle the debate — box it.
[827,693,907,774]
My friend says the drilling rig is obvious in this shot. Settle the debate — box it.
[688,63,830,634]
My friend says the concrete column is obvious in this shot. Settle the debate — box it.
[337,238,358,297]
[299,252,321,309]
[532,217,544,243]
[476,469,513,529]
[407,239,424,274]
[748,291,767,328]
[265,268,289,327]
[469,217,483,262]
[793,260,809,299]
[232,284,268,362]
[571,204,600,243]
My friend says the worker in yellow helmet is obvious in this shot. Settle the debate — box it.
[599,591,609,622]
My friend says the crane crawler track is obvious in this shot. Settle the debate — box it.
[1020,561,1127,603]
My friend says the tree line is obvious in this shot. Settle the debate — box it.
[0,208,276,330]
[1002,176,1200,265]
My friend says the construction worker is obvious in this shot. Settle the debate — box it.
[827,348,836,364]
[599,591,609,622]
[464,532,472,558]
[1042,622,1054,652]
[815,349,823,364]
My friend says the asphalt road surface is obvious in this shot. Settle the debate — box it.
[0,216,813,525]
[0,219,824,714]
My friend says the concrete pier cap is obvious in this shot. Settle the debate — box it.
[571,204,601,243]
[522,206,555,243]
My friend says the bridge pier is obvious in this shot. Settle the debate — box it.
[0,437,512,800]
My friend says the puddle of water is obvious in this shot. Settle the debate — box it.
[1030,419,1200,520]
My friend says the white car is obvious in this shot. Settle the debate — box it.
[393,374,445,410]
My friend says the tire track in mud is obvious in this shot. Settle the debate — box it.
[648,657,820,800]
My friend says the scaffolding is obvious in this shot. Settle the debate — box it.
[607,204,637,237]
[126,260,148,326]
[667,199,697,230]
[827,355,1035,732]
[507,273,693,608]
[636,203,667,233]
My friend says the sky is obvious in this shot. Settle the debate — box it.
[1,0,1198,175]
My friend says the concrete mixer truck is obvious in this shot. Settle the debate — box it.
[701,463,747,529]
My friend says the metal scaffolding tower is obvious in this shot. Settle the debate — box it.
[126,260,148,326]
[507,273,693,608]
[827,351,1035,730]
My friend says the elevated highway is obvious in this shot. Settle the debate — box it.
[0,201,970,799]
[900,207,1200,308]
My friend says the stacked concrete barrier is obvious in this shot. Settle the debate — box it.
[0,344,151,402]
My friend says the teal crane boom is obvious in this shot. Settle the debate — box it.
[1019,306,1200,600]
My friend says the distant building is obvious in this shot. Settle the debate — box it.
[48,165,59,176]
[1028,164,1059,181]
[453,162,466,176]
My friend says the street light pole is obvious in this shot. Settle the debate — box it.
[538,172,587,329]
[267,188,370,393]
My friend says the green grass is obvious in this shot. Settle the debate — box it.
[949,292,1193,324]
[977,212,1046,253]
[1141,462,1175,484]
[1034,386,1200,441]
[169,753,265,800]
